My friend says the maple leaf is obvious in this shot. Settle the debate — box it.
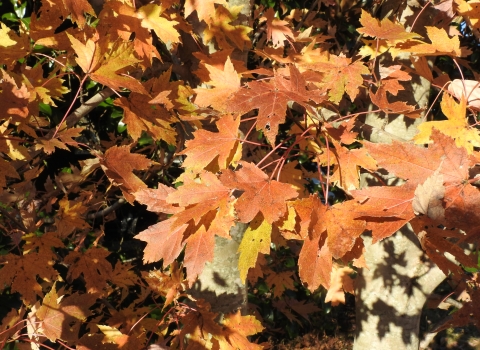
[183,225,215,284]
[265,270,295,298]
[324,264,355,306]
[238,213,272,281]
[67,33,147,94]
[370,86,418,116]
[221,311,264,349]
[397,27,469,57]
[194,57,241,112]
[142,261,185,308]
[113,79,177,144]
[37,285,97,342]
[137,4,180,44]
[0,23,30,67]
[220,161,298,224]
[54,197,90,238]
[203,5,252,50]
[35,127,84,155]
[448,79,480,109]
[134,183,181,214]
[228,65,323,145]
[351,184,417,243]
[21,63,70,107]
[299,230,332,291]
[60,0,95,28]
[414,93,480,154]
[357,10,420,43]
[325,201,367,259]
[64,248,113,294]
[292,194,326,239]
[328,140,377,191]
[0,158,20,188]
[184,0,228,25]
[134,217,188,265]
[99,145,152,203]
[260,8,294,47]
[305,53,369,104]
[166,171,235,236]
[0,252,59,306]
[179,114,242,171]
[412,171,446,222]
[285,298,322,322]
[365,130,469,186]
[1,69,30,120]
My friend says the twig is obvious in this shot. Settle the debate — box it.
[87,198,126,220]
[65,87,115,128]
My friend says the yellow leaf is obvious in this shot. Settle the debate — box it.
[238,213,271,281]
[414,93,480,153]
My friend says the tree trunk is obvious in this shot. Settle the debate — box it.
[353,1,446,348]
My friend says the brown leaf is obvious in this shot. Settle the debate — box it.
[100,146,152,203]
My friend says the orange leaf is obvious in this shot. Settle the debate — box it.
[260,8,294,47]
[220,162,298,224]
[228,65,323,145]
[180,114,242,171]
[134,217,187,265]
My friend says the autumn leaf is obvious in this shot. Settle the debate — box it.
[67,33,147,94]
[328,140,377,191]
[351,184,417,243]
[183,225,215,284]
[64,248,113,294]
[60,0,95,28]
[412,171,446,222]
[298,231,332,291]
[365,130,469,185]
[180,114,242,171]
[184,0,227,25]
[142,262,185,308]
[99,146,152,203]
[37,285,97,342]
[324,264,355,306]
[414,93,480,153]
[228,65,323,145]
[220,311,264,349]
[260,7,294,48]
[203,5,252,50]
[220,161,298,224]
[166,170,235,236]
[194,57,241,112]
[55,197,90,238]
[113,78,177,144]
[397,27,469,57]
[305,53,369,104]
[265,270,295,298]
[0,252,59,306]
[325,201,366,259]
[357,10,420,43]
[134,183,181,214]
[238,213,272,281]
[448,79,480,109]
[134,217,188,265]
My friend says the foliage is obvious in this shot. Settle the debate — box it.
[1,0,480,348]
